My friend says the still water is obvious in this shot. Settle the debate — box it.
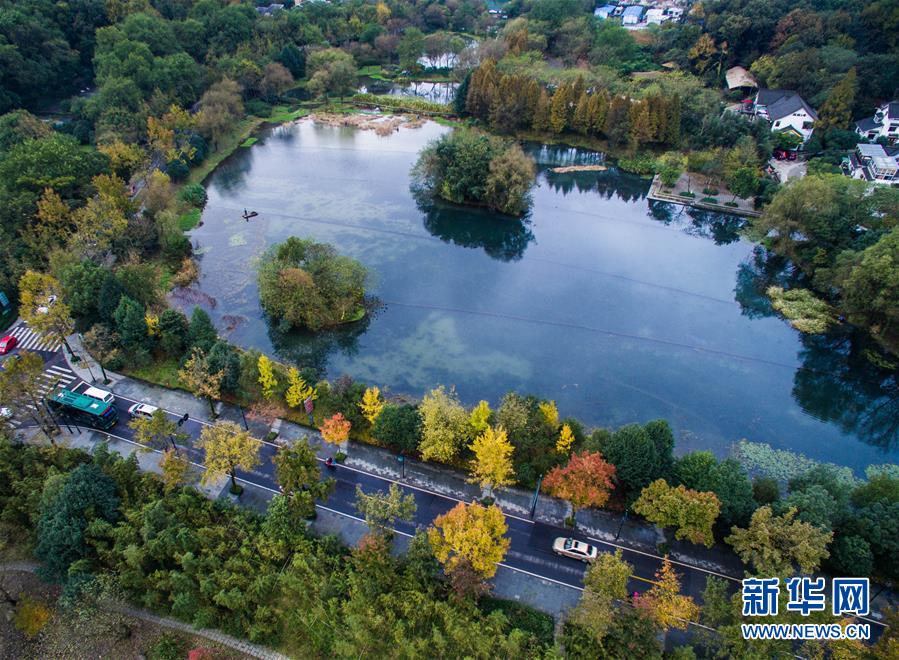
[187,120,899,472]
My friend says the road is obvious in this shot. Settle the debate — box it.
[2,323,888,635]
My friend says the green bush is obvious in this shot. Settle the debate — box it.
[352,92,450,115]
[179,183,207,208]
[703,187,720,195]
[701,197,718,204]
[245,99,273,117]
[148,635,184,660]
[480,598,554,648]
[678,191,696,198]
[617,154,657,175]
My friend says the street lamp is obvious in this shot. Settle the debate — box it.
[615,507,629,540]
[530,473,543,518]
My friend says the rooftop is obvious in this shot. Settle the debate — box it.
[622,6,645,17]
[726,66,757,90]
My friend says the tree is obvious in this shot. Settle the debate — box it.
[196,78,243,148]
[428,502,509,581]
[354,483,417,536]
[18,270,75,355]
[320,412,351,453]
[159,449,190,493]
[177,347,224,417]
[35,463,120,582]
[484,143,536,216]
[556,424,575,455]
[257,354,278,400]
[673,453,755,529]
[571,549,632,642]
[599,423,666,502]
[359,386,384,425]
[187,307,217,353]
[112,296,148,351]
[397,28,425,70]
[633,479,720,548]
[468,426,515,496]
[635,559,699,631]
[206,341,240,394]
[371,404,421,453]
[816,68,857,132]
[537,400,559,429]
[725,506,833,576]
[543,451,616,520]
[68,176,131,259]
[24,188,71,256]
[469,400,491,436]
[158,308,189,357]
[196,421,260,494]
[274,439,333,519]
[306,49,357,101]
[657,152,685,188]
[141,169,173,217]
[727,166,759,203]
[0,351,57,436]
[256,237,367,331]
[285,367,315,409]
[418,386,470,463]
[128,409,179,452]
[260,62,294,103]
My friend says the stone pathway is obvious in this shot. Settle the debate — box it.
[0,563,289,660]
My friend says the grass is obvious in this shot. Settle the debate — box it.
[701,197,719,204]
[240,137,258,147]
[179,208,201,231]
[267,105,309,123]
[186,116,265,185]
[340,306,366,324]
[123,357,183,390]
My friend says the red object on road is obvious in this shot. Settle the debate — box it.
[787,151,797,161]
[0,334,17,355]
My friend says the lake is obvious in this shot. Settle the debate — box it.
[185,119,899,473]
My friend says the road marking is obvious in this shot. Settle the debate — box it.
[9,324,61,352]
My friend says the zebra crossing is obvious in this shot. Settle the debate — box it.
[4,365,79,428]
[7,324,61,353]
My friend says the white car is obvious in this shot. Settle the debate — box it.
[552,537,599,563]
[36,294,58,315]
[128,402,159,419]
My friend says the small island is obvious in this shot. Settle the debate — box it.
[412,128,537,217]
[257,237,367,331]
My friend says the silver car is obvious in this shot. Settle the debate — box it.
[552,537,599,563]
[128,402,159,419]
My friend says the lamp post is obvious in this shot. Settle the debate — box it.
[530,473,543,518]
[615,507,629,540]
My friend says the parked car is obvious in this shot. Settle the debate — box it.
[128,402,159,419]
[36,294,57,315]
[0,335,17,355]
[552,537,599,563]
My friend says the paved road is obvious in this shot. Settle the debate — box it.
[2,328,888,636]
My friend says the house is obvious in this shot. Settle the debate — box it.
[754,88,817,142]
[843,143,899,185]
[594,4,616,19]
[855,101,899,143]
[255,3,284,15]
[645,8,667,24]
[621,6,645,25]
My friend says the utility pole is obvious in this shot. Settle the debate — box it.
[530,474,543,518]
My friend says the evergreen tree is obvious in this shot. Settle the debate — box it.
[454,70,471,116]
[187,306,217,353]
[113,296,149,350]
[158,308,189,357]
[573,91,591,134]
[550,82,572,134]
[605,95,631,146]
[629,100,654,147]
[588,89,609,135]
[665,94,682,145]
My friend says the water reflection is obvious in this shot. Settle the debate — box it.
[358,78,459,105]
[268,308,374,376]
[415,191,535,262]
[794,331,899,451]
[543,169,650,202]
[734,246,800,320]
[648,204,745,245]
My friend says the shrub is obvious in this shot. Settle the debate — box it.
[246,99,273,117]
[678,191,696,198]
[617,153,657,175]
[148,634,185,660]
[702,188,719,195]
[14,597,52,638]
[179,183,208,208]
[352,92,449,115]
[701,197,718,204]
[725,201,738,207]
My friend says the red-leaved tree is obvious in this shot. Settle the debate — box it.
[543,451,616,517]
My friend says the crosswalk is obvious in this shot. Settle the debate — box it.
[4,365,79,428]
[7,324,61,353]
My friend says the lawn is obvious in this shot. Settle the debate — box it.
[240,137,258,147]
[186,116,265,185]
[123,357,184,390]
[268,105,309,123]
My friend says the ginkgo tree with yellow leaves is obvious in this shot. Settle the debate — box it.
[428,501,510,596]
[285,367,316,409]
[359,386,384,425]
[258,354,278,400]
[197,421,261,496]
[556,423,575,455]
[469,400,492,436]
[18,270,75,356]
[468,425,515,497]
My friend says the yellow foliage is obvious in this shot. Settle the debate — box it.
[196,421,261,486]
[636,558,700,631]
[98,140,146,178]
[538,400,559,429]
[469,400,491,435]
[258,354,278,399]
[359,386,384,424]
[285,367,316,408]
[428,502,510,579]
[14,597,52,638]
[145,314,160,337]
[556,423,575,454]
[160,449,190,493]
[468,426,515,492]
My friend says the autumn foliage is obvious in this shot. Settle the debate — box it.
[320,412,352,446]
[542,451,616,513]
